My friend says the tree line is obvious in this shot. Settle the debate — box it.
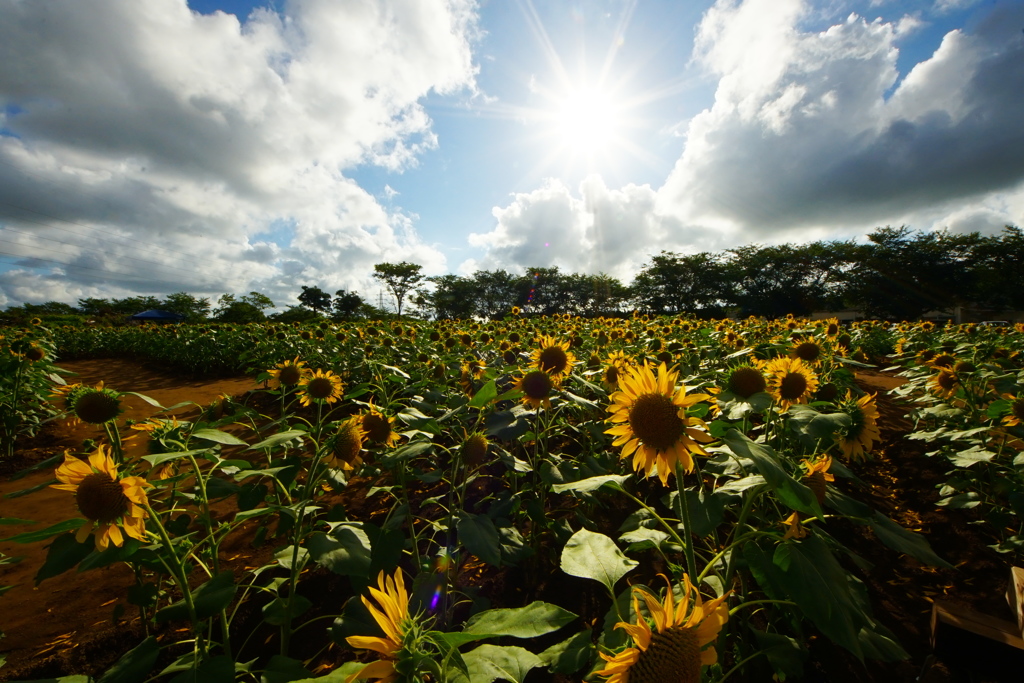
[3,226,1022,325]
[416,226,1024,320]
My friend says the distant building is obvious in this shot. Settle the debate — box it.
[128,309,184,324]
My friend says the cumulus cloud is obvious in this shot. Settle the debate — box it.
[469,0,1023,278]
[465,176,726,280]
[0,0,477,307]
[657,0,1024,237]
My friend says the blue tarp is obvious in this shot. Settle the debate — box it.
[129,309,184,321]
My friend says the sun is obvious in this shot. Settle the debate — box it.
[552,86,621,155]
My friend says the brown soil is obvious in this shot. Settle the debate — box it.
[0,362,1021,681]
[0,359,259,680]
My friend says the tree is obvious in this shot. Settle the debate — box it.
[632,252,730,316]
[519,267,574,316]
[472,270,521,319]
[372,262,424,317]
[565,273,629,316]
[161,292,211,322]
[957,226,1024,312]
[213,294,266,323]
[333,290,364,319]
[271,305,323,323]
[297,285,332,313]
[842,227,983,320]
[420,275,477,320]
[241,291,275,312]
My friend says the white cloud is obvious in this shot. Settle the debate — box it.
[656,0,1024,239]
[0,0,478,307]
[934,0,982,14]
[465,175,726,281]
[469,0,1023,277]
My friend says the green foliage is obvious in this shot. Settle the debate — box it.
[372,261,424,317]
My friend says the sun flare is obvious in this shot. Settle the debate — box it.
[553,87,621,154]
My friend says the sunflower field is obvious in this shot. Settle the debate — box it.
[1,314,1023,682]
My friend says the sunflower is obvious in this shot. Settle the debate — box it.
[361,405,400,447]
[602,350,633,391]
[929,353,956,369]
[71,381,123,425]
[725,362,767,399]
[298,369,345,407]
[269,357,309,388]
[764,357,818,412]
[51,446,152,551]
[605,362,714,485]
[781,511,808,540]
[928,369,959,399]
[49,382,83,412]
[460,430,490,468]
[790,339,825,364]
[530,335,576,380]
[598,574,729,683]
[836,392,881,461]
[801,454,834,504]
[346,570,409,683]
[515,369,556,410]
[1001,394,1024,427]
[461,358,486,379]
[823,318,841,339]
[325,417,367,470]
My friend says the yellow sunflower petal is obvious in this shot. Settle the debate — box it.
[346,659,398,683]
[346,635,399,655]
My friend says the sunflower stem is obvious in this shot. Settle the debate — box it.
[281,447,326,657]
[613,485,687,553]
[147,504,206,659]
[720,649,771,682]
[675,463,699,581]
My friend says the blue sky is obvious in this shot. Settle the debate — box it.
[1,0,1022,309]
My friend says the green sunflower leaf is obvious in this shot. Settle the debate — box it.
[560,528,637,593]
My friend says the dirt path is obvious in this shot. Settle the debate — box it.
[0,359,258,680]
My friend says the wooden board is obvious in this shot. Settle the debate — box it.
[1007,566,1024,636]
[931,600,1024,650]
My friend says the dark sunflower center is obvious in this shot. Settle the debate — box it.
[826,323,839,336]
[74,391,121,424]
[933,354,955,368]
[538,346,569,374]
[306,377,335,399]
[937,371,958,390]
[953,361,975,374]
[76,473,129,523]
[628,393,685,452]
[728,367,766,398]
[521,371,553,399]
[26,346,46,361]
[816,383,838,402]
[794,342,821,362]
[778,372,809,401]
[278,365,302,385]
[1012,399,1024,420]
[333,424,363,463]
[462,435,489,467]
[806,470,828,505]
[604,365,620,385]
[362,413,392,443]
[630,626,703,683]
